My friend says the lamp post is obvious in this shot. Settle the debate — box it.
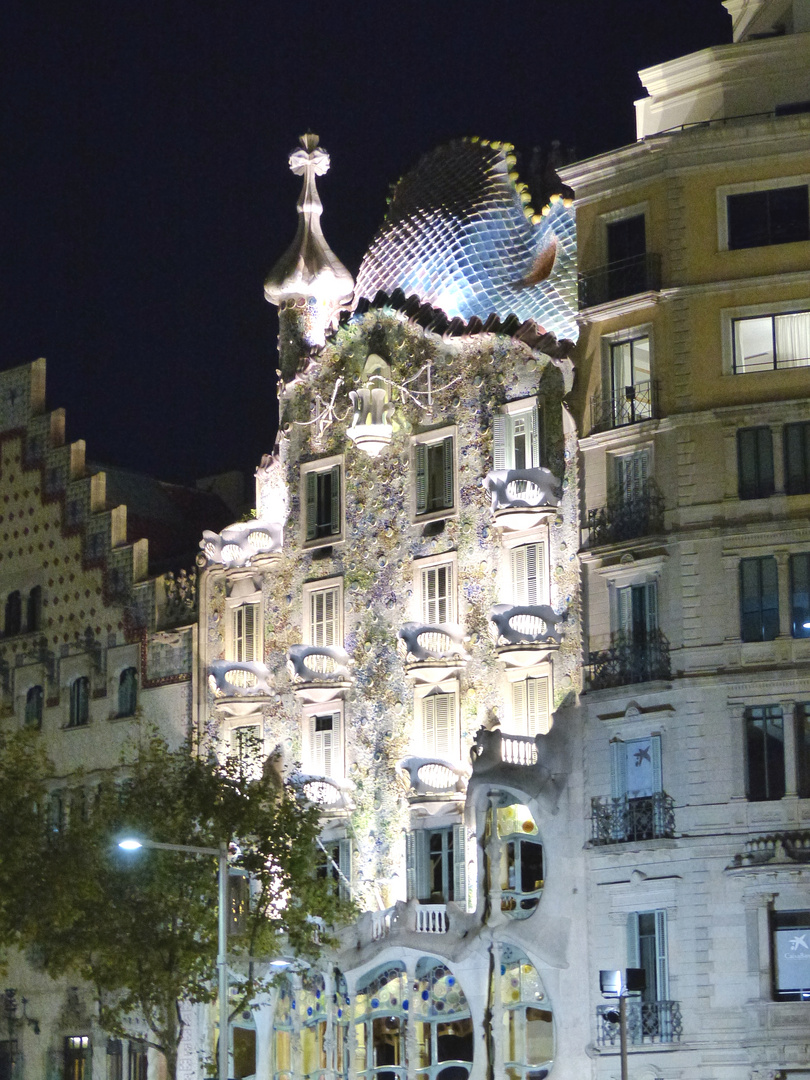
[599,967,646,1080]
[118,837,230,1080]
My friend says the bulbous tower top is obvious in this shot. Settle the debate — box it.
[264,133,354,315]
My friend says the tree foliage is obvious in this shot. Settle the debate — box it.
[0,728,351,1078]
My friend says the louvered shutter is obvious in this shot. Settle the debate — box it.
[422,695,436,753]
[323,588,336,647]
[406,831,417,900]
[511,545,527,605]
[415,443,428,513]
[529,405,541,467]
[306,471,318,540]
[526,676,549,736]
[493,414,507,472]
[453,823,467,909]
[619,450,649,502]
[442,437,454,509]
[512,680,526,732]
[651,734,663,794]
[308,714,318,773]
[437,565,449,623]
[610,738,627,799]
[617,586,633,635]
[330,465,341,535]
[422,568,436,624]
[626,911,641,969]
[243,604,258,662]
[434,693,452,757]
[655,910,669,1000]
[338,838,352,901]
[311,591,322,646]
[644,582,658,634]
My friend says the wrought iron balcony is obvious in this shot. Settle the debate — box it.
[590,379,656,433]
[578,251,661,309]
[586,630,671,690]
[591,793,675,844]
[586,486,665,547]
[596,1000,682,1046]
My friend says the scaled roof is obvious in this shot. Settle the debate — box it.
[354,139,578,342]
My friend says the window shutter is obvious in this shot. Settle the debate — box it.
[406,831,417,900]
[617,586,633,635]
[526,676,549,736]
[415,444,428,514]
[626,911,641,969]
[610,739,627,799]
[422,568,436,624]
[415,831,430,900]
[338,838,352,901]
[330,465,341,535]
[493,415,507,472]
[306,471,318,540]
[308,714,319,773]
[655,910,669,1000]
[511,546,526,606]
[512,680,526,732]
[651,734,663,794]
[327,712,340,777]
[434,693,452,757]
[644,582,658,634]
[529,405,541,467]
[526,544,540,605]
[422,695,436,753]
[453,823,467,910]
[242,604,257,662]
[323,588,336,647]
[442,437,454,509]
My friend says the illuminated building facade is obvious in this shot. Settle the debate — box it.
[562,0,810,1076]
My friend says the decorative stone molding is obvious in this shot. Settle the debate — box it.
[200,520,283,567]
[208,660,272,698]
[489,603,565,646]
[397,755,468,796]
[482,467,561,531]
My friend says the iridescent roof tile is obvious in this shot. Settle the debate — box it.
[355,138,578,343]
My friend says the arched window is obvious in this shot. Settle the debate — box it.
[69,677,90,727]
[498,948,553,1080]
[27,586,42,632]
[4,591,21,636]
[486,801,544,919]
[272,976,294,1080]
[300,972,327,1079]
[413,958,473,1080]
[25,685,43,729]
[117,667,137,717]
[354,963,408,1080]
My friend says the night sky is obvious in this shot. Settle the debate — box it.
[2,1,731,486]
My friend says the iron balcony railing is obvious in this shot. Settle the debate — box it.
[591,792,675,844]
[596,1000,682,1046]
[586,485,665,547]
[590,379,657,433]
[578,251,662,309]
[586,630,671,690]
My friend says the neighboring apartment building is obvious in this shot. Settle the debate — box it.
[561,1,810,1077]
[197,133,590,1080]
[0,358,229,1080]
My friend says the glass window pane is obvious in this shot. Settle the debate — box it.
[734,316,774,372]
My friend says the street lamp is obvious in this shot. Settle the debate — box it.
[599,967,646,1080]
[118,837,230,1080]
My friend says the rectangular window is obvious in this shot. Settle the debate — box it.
[420,562,453,624]
[604,335,653,427]
[64,1036,89,1080]
[785,421,810,495]
[233,603,259,663]
[616,581,657,641]
[68,677,90,728]
[615,448,651,503]
[230,724,263,772]
[732,311,810,373]
[420,691,458,759]
[727,184,810,250]
[493,401,542,472]
[106,1040,122,1080]
[511,676,550,736]
[605,214,648,301]
[510,543,545,606]
[306,711,342,778]
[740,556,779,642]
[737,427,774,499]
[307,584,341,647]
[745,705,785,801]
[796,704,810,799]
[790,554,810,638]
[610,735,663,842]
[415,434,454,516]
[303,461,342,543]
[317,837,352,900]
[771,911,810,1000]
[406,824,466,903]
[627,910,668,1005]
[128,1043,148,1080]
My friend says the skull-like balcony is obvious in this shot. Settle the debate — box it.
[482,467,560,531]
[294,773,354,811]
[201,519,283,568]
[398,756,468,798]
[209,660,273,700]
[397,622,469,683]
[286,644,353,703]
[489,603,566,666]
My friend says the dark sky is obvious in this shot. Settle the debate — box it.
[1,1,731,486]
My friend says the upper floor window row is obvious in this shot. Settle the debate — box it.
[731,309,810,373]
[738,421,810,499]
[726,182,810,251]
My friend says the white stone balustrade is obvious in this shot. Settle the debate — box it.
[415,904,449,934]
[500,733,539,766]
[371,908,393,941]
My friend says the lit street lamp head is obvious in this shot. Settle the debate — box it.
[118,838,143,851]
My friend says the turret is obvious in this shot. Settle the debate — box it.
[264,134,354,385]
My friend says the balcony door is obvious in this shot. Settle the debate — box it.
[617,581,657,643]
[627,910,669,1006]
[406,824,466,903]
[611,734,662,841]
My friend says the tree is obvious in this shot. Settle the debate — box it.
[0,728,351,1079]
